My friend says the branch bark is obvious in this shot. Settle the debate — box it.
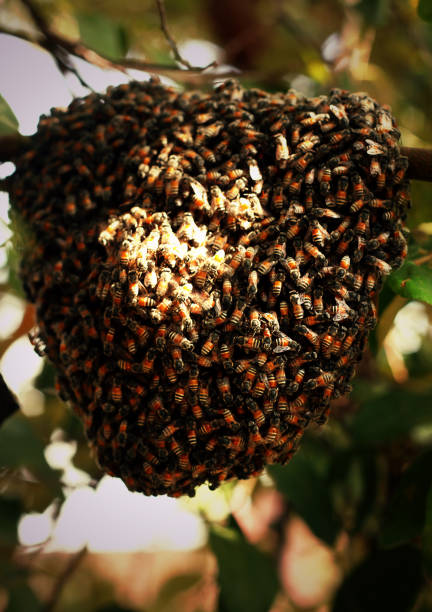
[0,134,30,163]
[401,146,432,182]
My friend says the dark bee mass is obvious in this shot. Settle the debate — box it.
[10,78,410,497]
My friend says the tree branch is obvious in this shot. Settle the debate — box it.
[0,24,227,81]
[401,146,432,182]
[0,134,30,163]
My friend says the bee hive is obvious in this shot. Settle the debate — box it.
[10,78,410,496]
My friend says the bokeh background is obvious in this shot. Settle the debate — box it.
[1,0,432,610]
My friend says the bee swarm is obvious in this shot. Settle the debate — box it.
[10,78,410,496]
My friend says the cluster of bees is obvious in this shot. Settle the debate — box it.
[10,78,410,496]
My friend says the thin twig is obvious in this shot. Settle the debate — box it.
[155,0,217,71]
[412,252,432,266]
[44,547,87,612]
[19,0,92,89]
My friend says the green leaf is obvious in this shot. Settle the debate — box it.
[354,0,390,25]
[0,557,28,583]
[268,446,340,546]
[33,360,56,393]
[0,95,19,136]
[0,497,22,546]
[353,453,380,532]
[0,414,50,473]
[419,0,432,22]
[0,414,62,492]
[328,450,379,534]
[380,450,432,548]
[76,12,129,59]
[6,584,42,612]
[333,546,423,612]
[209,525,279,612]
[152,573,201,612]
[388,261,432,305]
[350,390,432,444]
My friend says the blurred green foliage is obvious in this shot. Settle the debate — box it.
[0,95,19,136]
[2,0,432,610]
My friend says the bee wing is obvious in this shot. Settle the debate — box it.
[366,140,385,155]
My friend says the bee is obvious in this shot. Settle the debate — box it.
[219,407,239,431]
[331,217,351,242]
[235,335,262,351]
[221,276,233,308]
[198,421,218,436]
[320,325,338,357]
[250,400,267,429]
[111,377,123,404]
[286,219,304,240]
[287,393,307,413]
[274,332,299,353]
[310,219,330,247]
[242,364,258,392]
[272,185,285,210]
[267,371,278,401]
[103,420,113,441]
[210,185,227,216]
[368,231,390,251]
[258,258,276,276]
[296,324,320,349]
[318,167,332,193]
[141,348,157,374]
[305,372,335,390]
[199,383,210,407]
[136,296,156,309]
[365,254,392,276]
[168,331,193,351]
[252,374,266,398]
[186,419,197,446]
[335,177,348,206]
[330,103,349,125]
[201,331,219,355]
[336,229,354,255]
[230,298,247,326]
[246,309,260,333]
[287,368,305,394]
[289,292,304,321]
[225,247,245,276]
[219,343,234,371]
[174,386,185,404]
[278,300,289,324]
[265,415,281,444]
[103,325,116,355]
[295,152,313,172]
[171,347,184,372]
